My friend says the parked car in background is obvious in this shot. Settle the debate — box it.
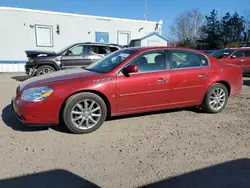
[200,50,217,55]
[25,42,123,76]
[211,48,250,74]
[12,47,242,134]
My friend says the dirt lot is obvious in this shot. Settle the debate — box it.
[0,73,250,188]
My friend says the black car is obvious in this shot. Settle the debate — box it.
[25,42,123,76]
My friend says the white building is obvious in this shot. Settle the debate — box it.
[0,7,163,72]
[129,32,168,47]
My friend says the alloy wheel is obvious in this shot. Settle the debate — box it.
[209,88,226,111]
[38,68,54,75]
[71,99,102,130]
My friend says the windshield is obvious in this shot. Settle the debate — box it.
[85,49,138,73]
[211,49,234,59]
[56,44,75,54]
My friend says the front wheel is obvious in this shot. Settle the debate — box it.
[201,83,229,113]
[63,93,107,134]
[36,65,55,76]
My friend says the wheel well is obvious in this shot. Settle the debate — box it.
[36,63,58,71]
[216,81,231,96]
[59,90,111,123]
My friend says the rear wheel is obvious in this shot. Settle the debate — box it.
[201,83,229,113]
[36,65,55,76]
[63,93,107,134]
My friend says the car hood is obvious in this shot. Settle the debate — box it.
[25,50,56,57]
[20,69,99,91]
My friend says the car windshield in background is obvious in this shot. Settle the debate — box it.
[85,49,138,73]
[57,44,75,54]
[211,49,234,59]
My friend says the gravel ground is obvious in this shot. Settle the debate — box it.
[0,73,250,188]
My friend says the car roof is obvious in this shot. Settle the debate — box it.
[125,46,209,55]
[71,42,123,48]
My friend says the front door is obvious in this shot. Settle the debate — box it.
[168,50,211,106]
[243,50,250,72]
[61,44,90,68]
[116,50,170,113]
[230,50,246,70]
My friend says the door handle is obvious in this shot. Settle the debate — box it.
[241,59,244,62]
[198,74,208,78]
[158,78,168,83]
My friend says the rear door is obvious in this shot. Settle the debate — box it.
[61,44,90,68]
[167,50,211,106]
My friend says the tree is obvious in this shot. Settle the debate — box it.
[244,9,250,30]
[220,12,245,45]
[169,8,204,46]
[200,9,221,49]
[201,10,245,48]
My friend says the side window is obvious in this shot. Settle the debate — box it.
[169,51,208,69]
[244,50,250,57]
[110,47,119,52]
[232,50,245,58]
[131,51,165,73]
[65,45,85,56]
[89,46,108,55]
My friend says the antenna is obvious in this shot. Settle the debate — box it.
[144,0,148,21]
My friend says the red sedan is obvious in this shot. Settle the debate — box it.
[12,47,243,134]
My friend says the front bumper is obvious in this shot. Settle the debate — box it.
[25,64,37,76]
[11,97,58,126]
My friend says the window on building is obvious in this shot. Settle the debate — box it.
[35,25,53,47]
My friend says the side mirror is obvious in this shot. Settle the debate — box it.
[65,50,72,56]
[123,65,138,76]
[231,55,236,59]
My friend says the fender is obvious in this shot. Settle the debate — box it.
[36,61,60,70]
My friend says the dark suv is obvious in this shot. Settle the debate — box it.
[25,42,123,76]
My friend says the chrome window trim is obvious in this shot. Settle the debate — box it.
[116,48,211,76]
[167,49,210,70]
[117,49,168,76]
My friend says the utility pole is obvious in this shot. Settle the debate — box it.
[144,0,148,21]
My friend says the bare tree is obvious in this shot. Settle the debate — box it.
[244,9,250,30]
[169,9,204,46]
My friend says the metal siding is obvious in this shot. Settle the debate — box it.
[0,8,160,72]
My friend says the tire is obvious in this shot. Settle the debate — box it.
[63,92,107,134]
[201,83,229,113]
[36,65,55,76]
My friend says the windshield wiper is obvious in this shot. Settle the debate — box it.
[82,67,91,71]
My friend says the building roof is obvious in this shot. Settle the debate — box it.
[0,6,159,24]
[134,32,168,42]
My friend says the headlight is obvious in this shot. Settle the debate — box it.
[21,86,53,102]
